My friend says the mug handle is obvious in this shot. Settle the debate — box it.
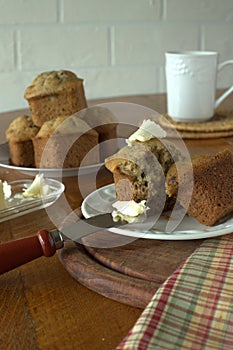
[215,60,233,109]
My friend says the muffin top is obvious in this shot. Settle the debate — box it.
[24,70,83,99]
[6,115,40,142]
[35,115,98,138]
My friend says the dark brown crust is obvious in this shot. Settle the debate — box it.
[166,149,233,226]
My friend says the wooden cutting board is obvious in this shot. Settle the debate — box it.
[58,231,202,308]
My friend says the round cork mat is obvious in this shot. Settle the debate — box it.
[159,110,233,139]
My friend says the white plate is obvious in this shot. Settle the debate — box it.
[0,178,64,222]
[0,143,104,178]
[81,184,233,240]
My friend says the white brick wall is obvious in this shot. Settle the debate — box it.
[0,0,233,112]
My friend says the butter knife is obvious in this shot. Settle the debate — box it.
[0,212,127,275]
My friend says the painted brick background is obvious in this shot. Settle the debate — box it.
[0,0,233,112]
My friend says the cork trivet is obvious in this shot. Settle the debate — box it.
[157,110,233,139]
[160,110,233,133]
[174,129,233,139]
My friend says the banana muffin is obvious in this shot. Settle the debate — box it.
[5,115,39,167]
[24,70,87,127]
[32,115,99,168]
[80,106,118,161]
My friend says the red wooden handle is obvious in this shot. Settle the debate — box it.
[0,230,57,275]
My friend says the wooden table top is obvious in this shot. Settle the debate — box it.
[0,93,233,350]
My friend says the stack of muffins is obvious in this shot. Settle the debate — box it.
[5,70,118,168]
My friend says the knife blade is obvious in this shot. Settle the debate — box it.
[60,212,127,242]
[0,212,128,275]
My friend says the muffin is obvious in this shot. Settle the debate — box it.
[166,149,233,226]
[32,115,99,168]
[5,115,39,167]
[24,70,87,127]
[80,106,118,161]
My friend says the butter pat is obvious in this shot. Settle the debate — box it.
[23,174,50,198]
[3,181,11,199]
[126,119,166,146]
[112,200,148,223]
[0,180,7,209]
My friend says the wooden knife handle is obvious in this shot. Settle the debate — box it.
[0,230,57,275]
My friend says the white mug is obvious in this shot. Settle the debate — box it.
[165,51,233,122]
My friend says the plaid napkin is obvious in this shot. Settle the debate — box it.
[117,233,233,350]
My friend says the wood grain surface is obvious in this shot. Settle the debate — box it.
[58,237,201,308]
[0,92,233,350]
[0,168,141,350]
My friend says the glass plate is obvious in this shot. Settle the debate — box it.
[81,184,233,240]
[0,178,64,222]
[0,143,104,177]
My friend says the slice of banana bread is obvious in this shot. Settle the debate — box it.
[166,149,233,226]
[105,138,181,212]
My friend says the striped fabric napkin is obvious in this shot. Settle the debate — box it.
[117,233,233,350]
